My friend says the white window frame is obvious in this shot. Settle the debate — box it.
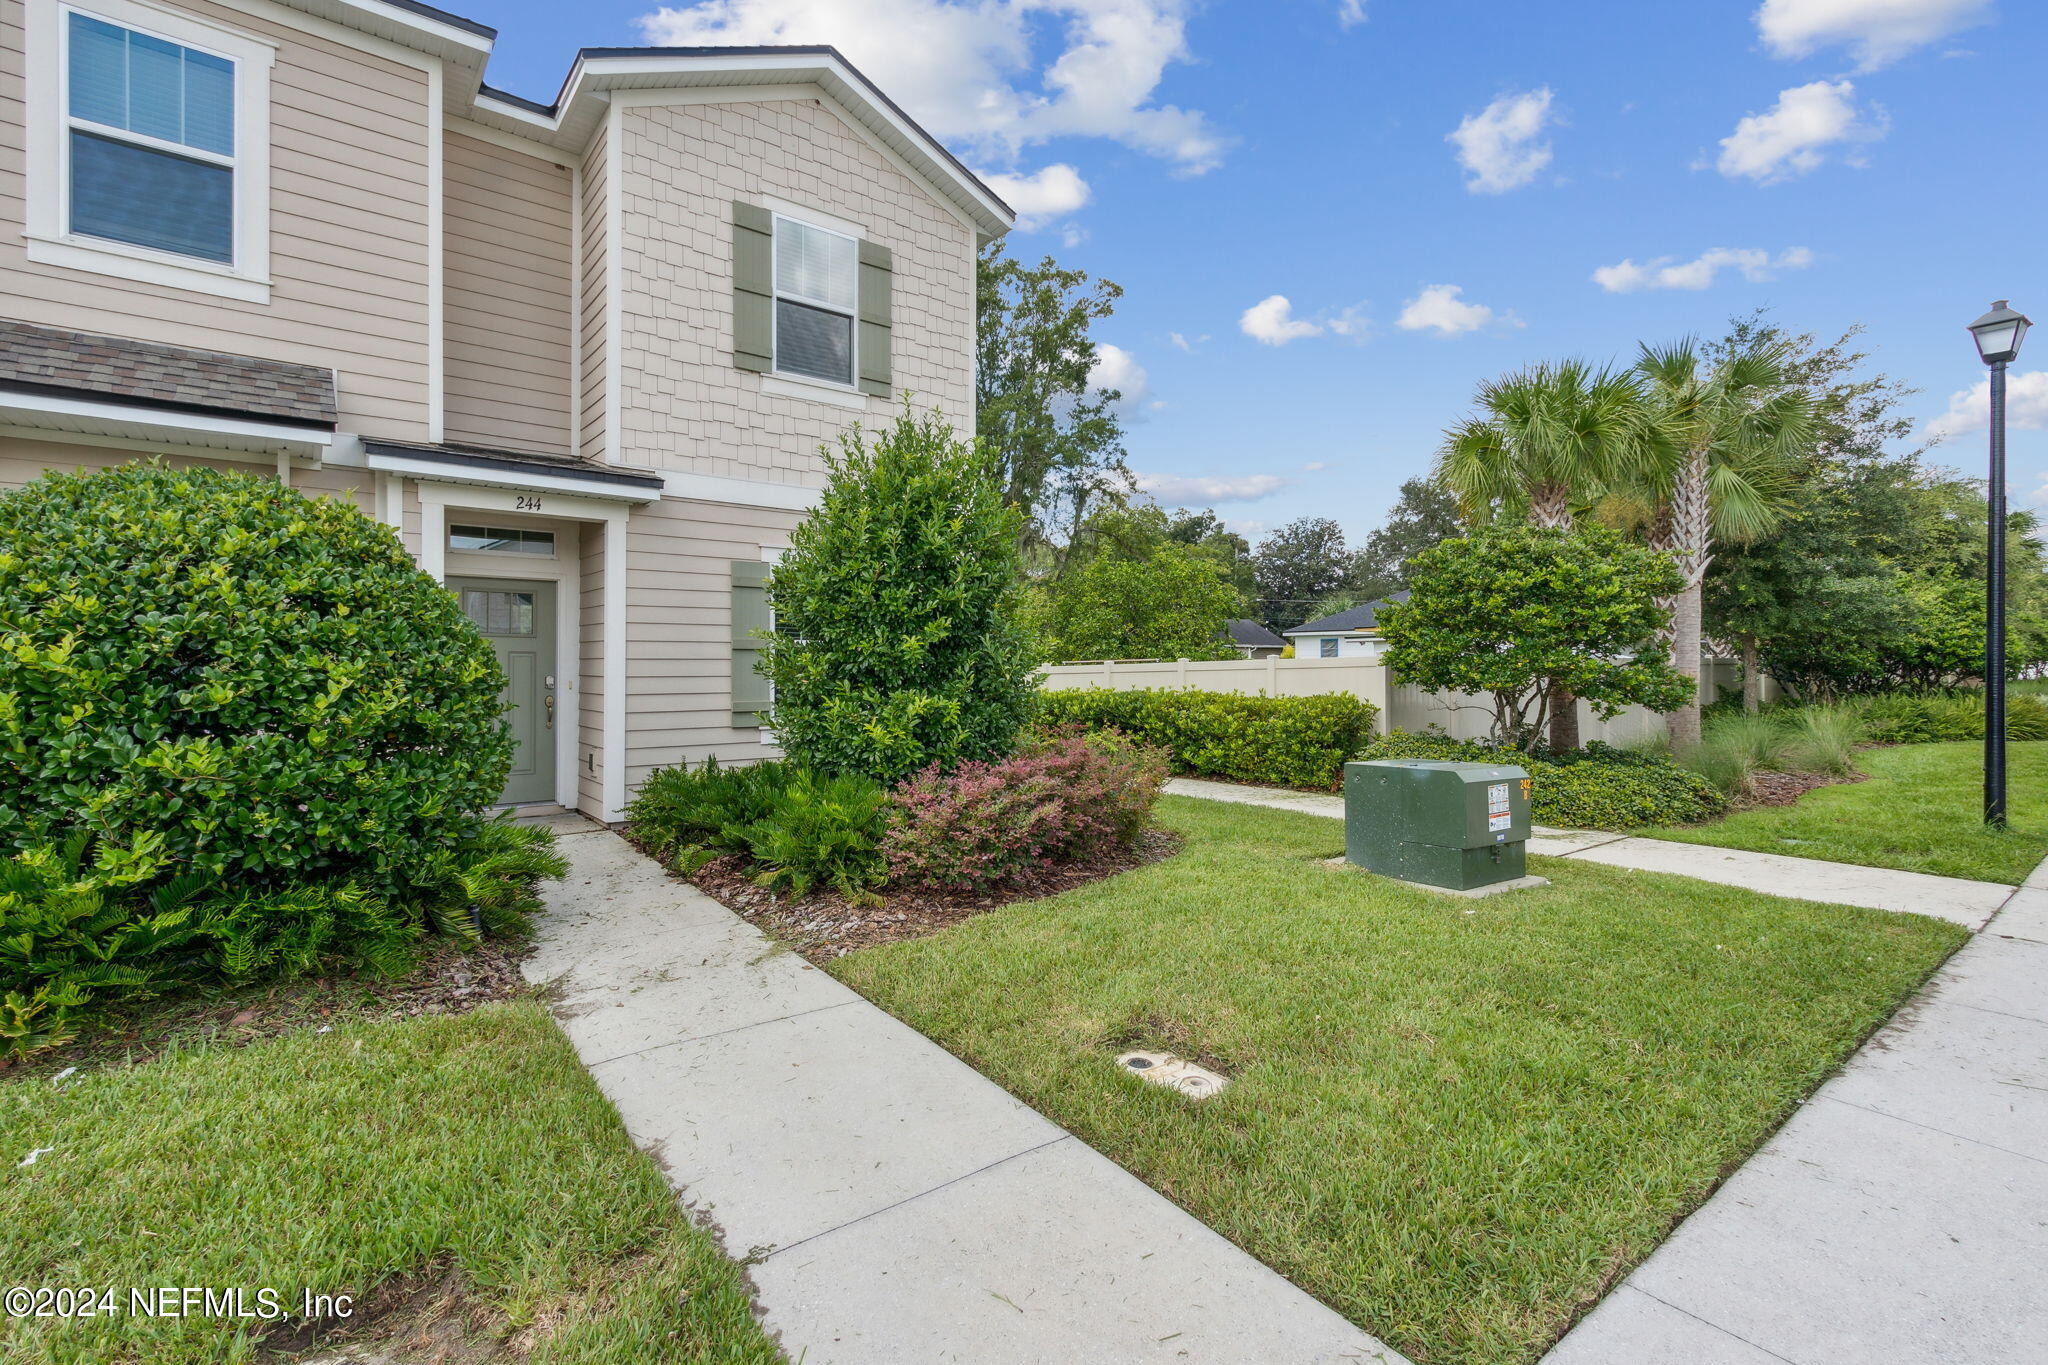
[23,0,274,302]
[769,211,860,393]
[1319,637,1339,659]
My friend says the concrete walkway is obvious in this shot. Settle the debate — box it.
[1166,776,2048,1363]
[1549,859,2048,1365]
[1163,777,2014,926]
[523,825,1407,1365]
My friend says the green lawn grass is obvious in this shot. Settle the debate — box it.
[1650,740,2048,885]
[0,1002,780,1364]
[831,796,1964,1365]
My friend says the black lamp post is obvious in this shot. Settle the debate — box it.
[1967,300,2031,829]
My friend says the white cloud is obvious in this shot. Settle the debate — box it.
[1135,472,1290,503]
[1088,342,1157,419]
[1920,370,2048,444]
[1396,284,1516,336]
[1240,295,1324,346]
[636,0,1229,175]
[1593,246,1816,293]
[1238,296,1369,346]
[1756,0,1992,71]
[1713,80,1884,183]
[1337,0,1367,27]
[1448,88,1556,194]
[977,163,1090,231]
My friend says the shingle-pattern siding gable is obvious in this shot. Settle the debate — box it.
[0,318,337,426]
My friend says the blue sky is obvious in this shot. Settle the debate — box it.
[469,0,2047,543]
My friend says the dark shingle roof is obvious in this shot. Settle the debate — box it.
[1287,591,1411,636]
[361,438,666,492]
[0,319,336,428]
[1225,618,1287,649]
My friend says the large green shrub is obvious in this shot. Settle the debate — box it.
[0,464,512,889]
[761,409,1038,783]
[627,759,888,898]
[1362,731,1722,829]
[1037,687,1379,789]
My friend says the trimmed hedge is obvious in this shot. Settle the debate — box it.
[1362,732,1724,830]
[1036,687,1379,790]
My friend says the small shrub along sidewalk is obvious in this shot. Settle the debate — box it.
[829,796,1966,1365]
[1651,740,2048,885]
[0,1003,783,1364]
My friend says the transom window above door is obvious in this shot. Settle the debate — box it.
[772,216,858,387]
[450,524,557,556]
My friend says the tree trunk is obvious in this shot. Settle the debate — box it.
[1528,482,1572,529]
[1665,447,1713,751]
[1547,687,1580,751]
[1741,636,1762,713]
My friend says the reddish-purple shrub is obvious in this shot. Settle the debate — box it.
[883,730,1168,892]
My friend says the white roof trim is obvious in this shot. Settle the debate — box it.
[466,51,1014,239]
[0,388,333,457]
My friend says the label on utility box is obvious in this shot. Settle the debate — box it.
[1487,783,1511,814]
[1489,812,1512,832]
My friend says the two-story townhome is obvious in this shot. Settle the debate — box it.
[0,0,1014,821]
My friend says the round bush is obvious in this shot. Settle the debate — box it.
[1361,731,1722,829]
[0,464,512,887]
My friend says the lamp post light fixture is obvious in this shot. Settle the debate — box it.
[1967,300,2031,829]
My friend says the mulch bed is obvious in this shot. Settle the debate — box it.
[0,936,537,1080]
[668,828,1182,965]
[1738,767,1869,808]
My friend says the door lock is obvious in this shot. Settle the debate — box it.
[543,694,555,729]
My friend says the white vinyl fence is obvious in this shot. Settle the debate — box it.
[1039,657,1737,746]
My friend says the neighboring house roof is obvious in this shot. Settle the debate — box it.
[0,319,336,429]
[1225,619,1287,650]
[360,438,666,497]
[1286,591,1411,637]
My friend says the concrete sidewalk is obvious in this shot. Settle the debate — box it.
[1548,860,2048,1365]
[523,826,1407,1365]
[1163,777,2014,926]
[1166,775,2048,1363]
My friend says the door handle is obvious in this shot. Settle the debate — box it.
[544,694,555,729]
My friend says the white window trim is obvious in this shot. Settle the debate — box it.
[769,210,860,393]
[23,0,275,302]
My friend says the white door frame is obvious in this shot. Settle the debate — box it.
[416,482,630,820]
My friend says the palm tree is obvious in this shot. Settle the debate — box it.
[1438,360,1655,748]
[1633,339,1816,748]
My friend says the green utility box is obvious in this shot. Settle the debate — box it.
[1344,760,1533,891]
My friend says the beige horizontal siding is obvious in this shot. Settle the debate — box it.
[0,438,375,517]
[0,0,432,438]
[620,495,802,791]
[442,131,574,457]
[577,125,609,464]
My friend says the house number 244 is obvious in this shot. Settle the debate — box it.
[515,496,543,512]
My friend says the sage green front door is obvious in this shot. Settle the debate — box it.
[452,577,557,806]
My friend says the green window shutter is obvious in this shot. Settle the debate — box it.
[857,239,893,398]
[732,201,774,374]
[730,559,773,728]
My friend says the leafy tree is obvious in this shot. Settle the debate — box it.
[1165,508,1259,597]
[1380,525,1691,751]
[1633,338,1815,747]
[976,243,1129,561]
[1438,359,1653,747]
[1254,517,1354,629]
[1035,504,1244,661]
[762,409,1037,783]
[1349,475,1466,602]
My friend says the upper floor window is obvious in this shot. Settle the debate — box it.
[772,216,857,387]
[68,13,236,263]
[24,0,274,301]
[1320,638,1339,659]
